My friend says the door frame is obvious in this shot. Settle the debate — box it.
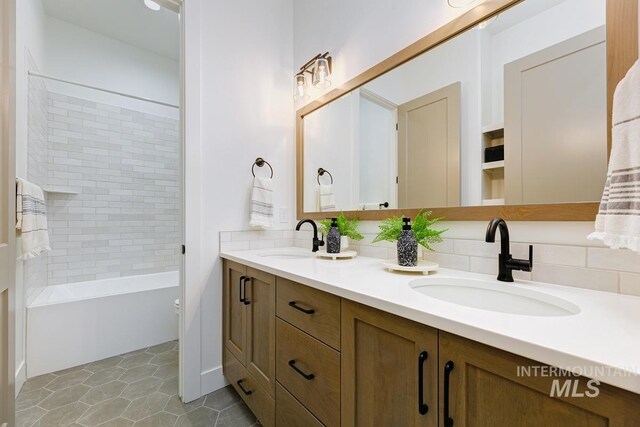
[0,0,16,424]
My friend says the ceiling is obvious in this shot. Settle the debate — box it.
[41,0,179,60]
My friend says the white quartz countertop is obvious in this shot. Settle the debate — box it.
[220,247,640,394]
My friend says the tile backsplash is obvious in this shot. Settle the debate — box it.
[45,92,180,285]
[220,225,640,297]
[26,82,180,291]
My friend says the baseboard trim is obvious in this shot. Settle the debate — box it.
[15,359,26,397]
[200,365,228,397]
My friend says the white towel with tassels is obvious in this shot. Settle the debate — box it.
[589,59,640,252]
[318,184,335,212]
[250,176,274,228]
[16,178,51,260]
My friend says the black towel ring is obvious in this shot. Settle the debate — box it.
[317,168,333,185]
[252,157,273,178]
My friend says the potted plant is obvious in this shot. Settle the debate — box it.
[372,211,446,266]
[319,212,364,250]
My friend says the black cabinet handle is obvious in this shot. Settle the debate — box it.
[418,351,429,415]
[288,359,315,380]
[243,277,251,305]
[236,379,253,396]
[444,360,455,427]
[288,301,315,315]
[239,276,246,303]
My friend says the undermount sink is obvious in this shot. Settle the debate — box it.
[411,277,580,317]
[258,248,314,259]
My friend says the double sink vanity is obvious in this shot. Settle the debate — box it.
[221,245,640,426]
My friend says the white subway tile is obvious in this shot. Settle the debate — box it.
[532,264,619,292]
[620,273,640,297]
[587,248,640,273]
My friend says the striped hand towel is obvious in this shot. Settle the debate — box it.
[319,184,335,212]
[16,178,51,260]
[589,59,640,252]
[250,176,274,228]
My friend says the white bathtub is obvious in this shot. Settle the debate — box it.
[27,271,180,377]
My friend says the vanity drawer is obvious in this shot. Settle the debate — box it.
[276,319,340,427]
[275,382,324,427]
[276,277,341,350]
[224,348,275,427]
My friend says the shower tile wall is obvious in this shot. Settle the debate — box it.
[45,93,180,285]
[24,55,49,303]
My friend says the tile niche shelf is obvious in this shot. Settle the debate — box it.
[42,187,80,195]
[482,123,504,206]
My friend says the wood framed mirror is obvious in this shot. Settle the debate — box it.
[296,0,638,221]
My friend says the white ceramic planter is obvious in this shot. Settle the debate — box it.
[340,236,350,250]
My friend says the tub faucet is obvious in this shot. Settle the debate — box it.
[485,218,533,282]
[295,219,324,252]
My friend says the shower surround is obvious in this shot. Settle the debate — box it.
[26,83,180,297]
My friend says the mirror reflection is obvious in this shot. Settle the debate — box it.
[302,0,606,213]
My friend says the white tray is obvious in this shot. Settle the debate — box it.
[316,250,358,260]
[383,260,439,274]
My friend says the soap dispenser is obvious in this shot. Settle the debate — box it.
[326,217,341,254]
[397,217,418,266]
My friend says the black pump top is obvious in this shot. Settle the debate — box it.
[402,217,411,230]
[331,218,338,227]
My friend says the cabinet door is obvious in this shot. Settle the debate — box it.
[342,300,438,427]
[223,260,247,365]
[246,267,276,397]
[439,332,640,427]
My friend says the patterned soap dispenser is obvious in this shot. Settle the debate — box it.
[397,217,418,267]
[326,218,341,254]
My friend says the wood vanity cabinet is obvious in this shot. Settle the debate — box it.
[439,332,640,427]
[341,300,438,427]
[222,260,276,426]
[223,261,640,427]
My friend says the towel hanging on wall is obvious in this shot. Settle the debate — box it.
[589,59,640,253]
[250,158,274,228]
[16,178,51,260]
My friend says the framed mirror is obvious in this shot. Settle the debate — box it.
[296,0,638,221]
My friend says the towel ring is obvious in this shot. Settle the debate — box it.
[317,168,333,185]
[252,157,273,178]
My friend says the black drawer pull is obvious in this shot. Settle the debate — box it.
[288,301,316,315]
[239,276,246,303]
[237,379,253,396]
[243,277,251,305]
[444,360,455,427]
[288,359,315,380]
[418,351,429,415]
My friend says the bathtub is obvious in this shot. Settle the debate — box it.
[27,271,179,377]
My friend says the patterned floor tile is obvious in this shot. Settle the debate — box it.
[16,342,262,427]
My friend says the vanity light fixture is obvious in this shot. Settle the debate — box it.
[294,52,332,99]
[144,0,161,11]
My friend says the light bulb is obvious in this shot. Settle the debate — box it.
[294,74,309,100]
[312,58,331,89]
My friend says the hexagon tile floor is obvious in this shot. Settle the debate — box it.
[16,341,260,427]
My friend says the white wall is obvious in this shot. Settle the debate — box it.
[41,16,179,118]
[183,0,294,401]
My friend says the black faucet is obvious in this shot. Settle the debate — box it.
[295,219,325,252]
[485,218,533,282]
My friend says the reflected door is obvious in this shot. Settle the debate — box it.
[505,27,607,204]
[397,82,461,208]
